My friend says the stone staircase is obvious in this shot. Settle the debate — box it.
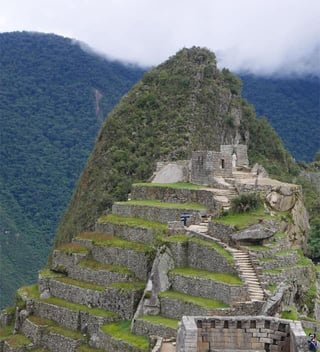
[229,248,265,301]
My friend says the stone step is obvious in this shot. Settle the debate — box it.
[158,290,229,320]
[132,315,178,339]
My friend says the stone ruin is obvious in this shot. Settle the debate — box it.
[152,144,249,185]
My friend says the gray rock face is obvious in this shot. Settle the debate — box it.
[231,222,277,242]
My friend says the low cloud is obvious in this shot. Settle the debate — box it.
[1,0,319,76]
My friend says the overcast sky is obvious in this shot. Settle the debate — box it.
[1,0,320,76]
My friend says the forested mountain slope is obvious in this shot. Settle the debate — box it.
[0,31,144,308]
[54,47,297,248]
[240,74,320,162]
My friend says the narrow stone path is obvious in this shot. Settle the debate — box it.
[229,248,265,301]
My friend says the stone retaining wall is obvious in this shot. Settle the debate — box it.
[262,266,315,287]
[47,279,143,319]
[168,273,248,305]
[258,252,299,270]
[207,222,235,244]
[67,264,133,286]
[94,328,147,352]
[132,319,176,339]
[112,203,207,224]
[95,221,155,244]
[176,316,309,352]
[51,250,88,272]
[21,318,43,346]
[90,244,151,281]
[41,331,83,352]
[131,186,220,211]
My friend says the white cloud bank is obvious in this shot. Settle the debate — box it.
[1,0,319,75]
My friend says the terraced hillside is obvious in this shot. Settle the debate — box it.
[1,166,317,351]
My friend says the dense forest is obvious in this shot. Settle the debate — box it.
[0,31,144,308]
[240,74,320,162]
[0,32,319,308]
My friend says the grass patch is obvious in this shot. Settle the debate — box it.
[159,290,229,309]
[17,284,39,299]
[5,334,31,347]
[115,199,208,211]
[169,267,243,285]
[139,315,179,329]
[190,237,234,264]
[56,242,88,255]
[263,268,283,274]
[78,259,133,275]
[0,325,14,341]
[102,320,149,350]
[39,269,65,278]
[133,182,204,190]
[268,284,277,292]
[41,295,118,318]
[77,233,151,253]
[109,281,145,291]
[281,306,298,320]
[55,277,105,291]
[244,244,270,252]
[216,207,272,229]
[97,214,168,235]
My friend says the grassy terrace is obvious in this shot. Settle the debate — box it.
[55,276,105,291]
[77,345,105,352]
[97,214,168,234]
[169,268,243,285]
[215,207,273,229]
[76,232,151,253]
[102,320,149,351]
[4,334,31,347]
[159,290,229,309]
[139,315,179,329]
[108,281,145,291]
[0,325,14,341]
[133,182,204,190]
[28,316,84,340]
[77,258,133,274]
[18,284,118,318]
[115,199,208,210]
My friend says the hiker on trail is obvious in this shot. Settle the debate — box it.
[308,333,318,351]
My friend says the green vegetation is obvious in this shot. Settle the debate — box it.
[5,334,31,347]
[304,285,317,315]
[78,259,133,274]
[101,320,149,350]
[76,233,151,253]
[77,345,104,352]
[139,315,179,329]
[216,207,272,229]
[116,199,208,210]
[230,193,262,213]
[162,234,189,243]
[159,290,229,309]
[55,277,105,291]
[189,237,234,264]
[96,214,168,235]
[55,46,299,252]
[169,267,243,285]
[0,325,14,341]
[281,306,298,320]
[0,31,144,308]
[109,281,145,291]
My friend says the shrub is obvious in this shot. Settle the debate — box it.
[231,193,262,213]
